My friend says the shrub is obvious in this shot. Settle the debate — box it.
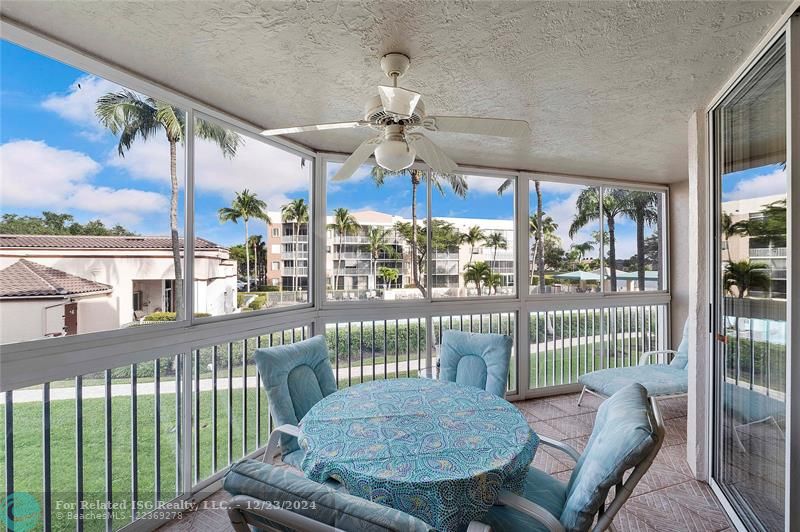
[256,285,281,292]
[143,311,211,321]
[248,294,267,310]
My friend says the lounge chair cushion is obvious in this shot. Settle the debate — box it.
[562,384,658,531]
[223,459,432,532]
[482,466,568,532]
[669,321,690,369]
[439,329,513,397]
[578,364,687,397]
[254,335,337,456]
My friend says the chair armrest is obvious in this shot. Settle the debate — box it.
[538,435,581,463]
[227,494,344,532]
[263,424,301,464]
[638,349,677,366]
[497,491,565,532]
[466,521,492,532]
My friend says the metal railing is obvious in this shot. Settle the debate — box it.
[749,247,786,258]
[529,303,668,389]
[1,324,310,532]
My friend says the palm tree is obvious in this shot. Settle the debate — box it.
[533,181,544,291]
[218,189,268,292]
[724,260,770,299]
[486,271,502,295]
[483,231,508,269]
[461,225,485,265]
[378,266,399,290]
[620,191,659,290]
[571,241,594,261]
[97,90,241,318]
[327,208,360,294]
[363,227,393,290]
[372,168,467,296]
[569,187,627,291]
[248,234,263,287]
[529,213,558,287]
[464,261,492,296]
[281,199,309,293]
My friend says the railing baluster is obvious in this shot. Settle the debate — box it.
[347,322,352,386]
[212,346,218,474]
[256,337,262,449]
[535,312,540,389]
[131,364,138,521]
[749,320,756,390]
[568,310,573,383]
[335,325,340,388]
[43,382,51,531]
[76,376,84,532]
[242,339,248,456]
[406,318,411,378]
[416,318,422,377]
[395,319,400,378]
[104,368,112,532]
[194,351,200,484]
[384,320,388,380]
[359,321,364,383]
[227,343,233,466]
[371,322,376,381]
[175,355,181,495]
[154,359,161,503]
[560,310,565,385]
[4,391,12,508]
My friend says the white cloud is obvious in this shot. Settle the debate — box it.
[543,190,593,248]
[41,75,123,140]
[463,174,508,196]
[0,140,167,227]
[722,167,786,201]
[107,134,310,211]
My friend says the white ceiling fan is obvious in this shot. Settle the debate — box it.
[259,53,531,181]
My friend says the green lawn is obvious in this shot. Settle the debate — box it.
[1,371,409,532]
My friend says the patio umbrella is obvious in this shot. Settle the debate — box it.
[553,270,603,281]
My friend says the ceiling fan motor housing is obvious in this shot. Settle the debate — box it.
[364,94,425,129]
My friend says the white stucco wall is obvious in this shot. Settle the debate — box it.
[670,179,691,344]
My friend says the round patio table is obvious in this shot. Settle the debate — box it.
[298,378,539,531]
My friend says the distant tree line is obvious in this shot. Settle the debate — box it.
[0,211,136,236]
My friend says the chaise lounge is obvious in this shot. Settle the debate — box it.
[577,321,689,405]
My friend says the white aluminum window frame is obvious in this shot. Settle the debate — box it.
[0,17,670,402]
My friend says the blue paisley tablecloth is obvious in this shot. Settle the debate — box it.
[298,378,539,531]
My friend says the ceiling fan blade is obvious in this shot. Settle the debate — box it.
[260,120,368,137]
[331,137,382,181]
[422,116,530,137]
[378,86,421,119]
[407,133,458,174]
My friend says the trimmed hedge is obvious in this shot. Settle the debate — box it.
[143,311,211,321]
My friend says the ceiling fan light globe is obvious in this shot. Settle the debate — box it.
[374,140,416,171]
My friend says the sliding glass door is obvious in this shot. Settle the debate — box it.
[711,35,787,531]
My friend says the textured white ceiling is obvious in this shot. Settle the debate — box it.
[1,0,791,183]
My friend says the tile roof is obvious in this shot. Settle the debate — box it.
[0,259,113,298]
[0,235,223,250]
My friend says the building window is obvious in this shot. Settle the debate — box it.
[272,227,280,237]
[132,291,143,311]
[272,261,280,271]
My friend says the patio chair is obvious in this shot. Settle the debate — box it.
[482,383,665,532]
[254,335,337,468]
[439,329,513,398]
[576,320,689,405]
[223,459,491,532]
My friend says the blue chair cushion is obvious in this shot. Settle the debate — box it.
[669,321,690,369]
[223,459,432,532]
[439,329,512,397]
[254,335,337,456]
[578,365,687,397]
[562,383,658,531]
[483,467,568,532]
[282,449,305,469]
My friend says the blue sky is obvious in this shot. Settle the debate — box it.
[2,39,668,258]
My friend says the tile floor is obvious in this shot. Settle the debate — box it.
[159,392,733,532]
